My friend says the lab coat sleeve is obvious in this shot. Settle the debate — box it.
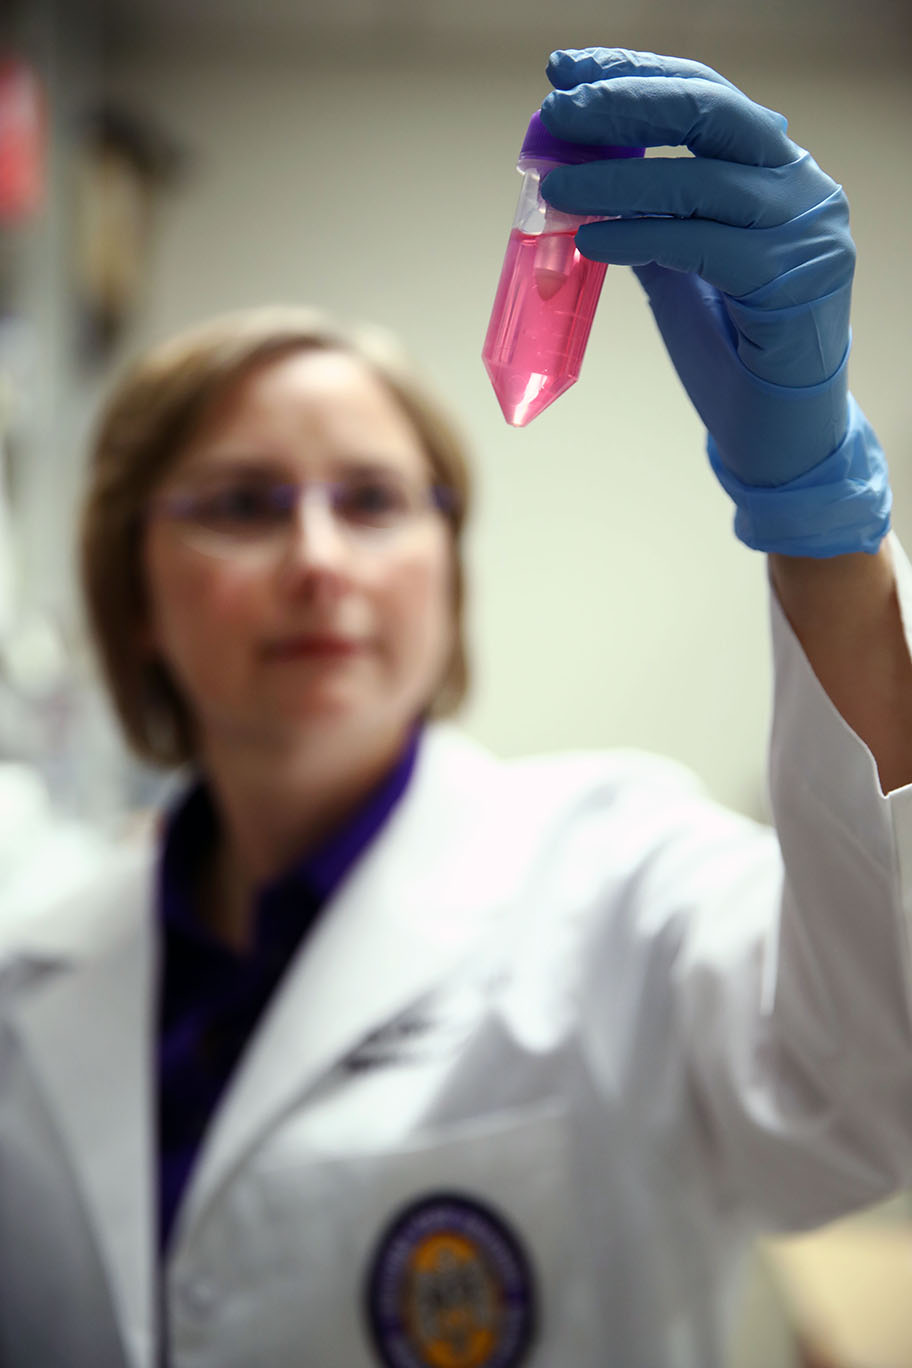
[680,531,912,1231]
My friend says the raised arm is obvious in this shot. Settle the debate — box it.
[539,48,907,785]
[770,544,912,794]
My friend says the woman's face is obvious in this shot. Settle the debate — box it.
[141,349,456,756]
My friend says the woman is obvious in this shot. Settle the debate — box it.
[2,47,912,1368]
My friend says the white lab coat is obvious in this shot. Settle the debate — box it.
[0,761,112,932]
[4,543,912,1368]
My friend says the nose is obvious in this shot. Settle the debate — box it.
[278,486,351,583]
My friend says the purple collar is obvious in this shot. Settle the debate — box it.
[158,725,423,953]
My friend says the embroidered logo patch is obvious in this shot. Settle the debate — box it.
[365,1192,536,1368]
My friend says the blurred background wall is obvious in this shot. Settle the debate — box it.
[4,0,911,822]
[1,2,910,1365]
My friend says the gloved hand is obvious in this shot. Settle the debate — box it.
[540,48,891,557]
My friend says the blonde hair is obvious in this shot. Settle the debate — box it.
[80,306,472,768]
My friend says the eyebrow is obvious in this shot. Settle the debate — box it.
[182,457,281,480]
[179,452,420,481]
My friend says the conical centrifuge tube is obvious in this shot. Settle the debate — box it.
[482,110,644,427]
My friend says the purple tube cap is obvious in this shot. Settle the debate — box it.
[520,109,644,165]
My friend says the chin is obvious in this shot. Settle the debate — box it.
[271,683,375,725]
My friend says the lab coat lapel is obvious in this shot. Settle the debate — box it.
[9,849,158,1368]
[180,726,510,1235]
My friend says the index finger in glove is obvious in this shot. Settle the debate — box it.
[547,47,743,96]
[541,75,796,168]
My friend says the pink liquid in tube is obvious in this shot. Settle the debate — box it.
[482,228,608,427]
[482,110,643,427]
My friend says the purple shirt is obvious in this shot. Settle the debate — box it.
[156,729,421,1252]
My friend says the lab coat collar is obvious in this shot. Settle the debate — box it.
[176,724,515,1241]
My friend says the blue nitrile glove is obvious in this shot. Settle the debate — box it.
[540,48,891,557]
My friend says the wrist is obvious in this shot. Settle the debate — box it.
[709,395,891,558]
